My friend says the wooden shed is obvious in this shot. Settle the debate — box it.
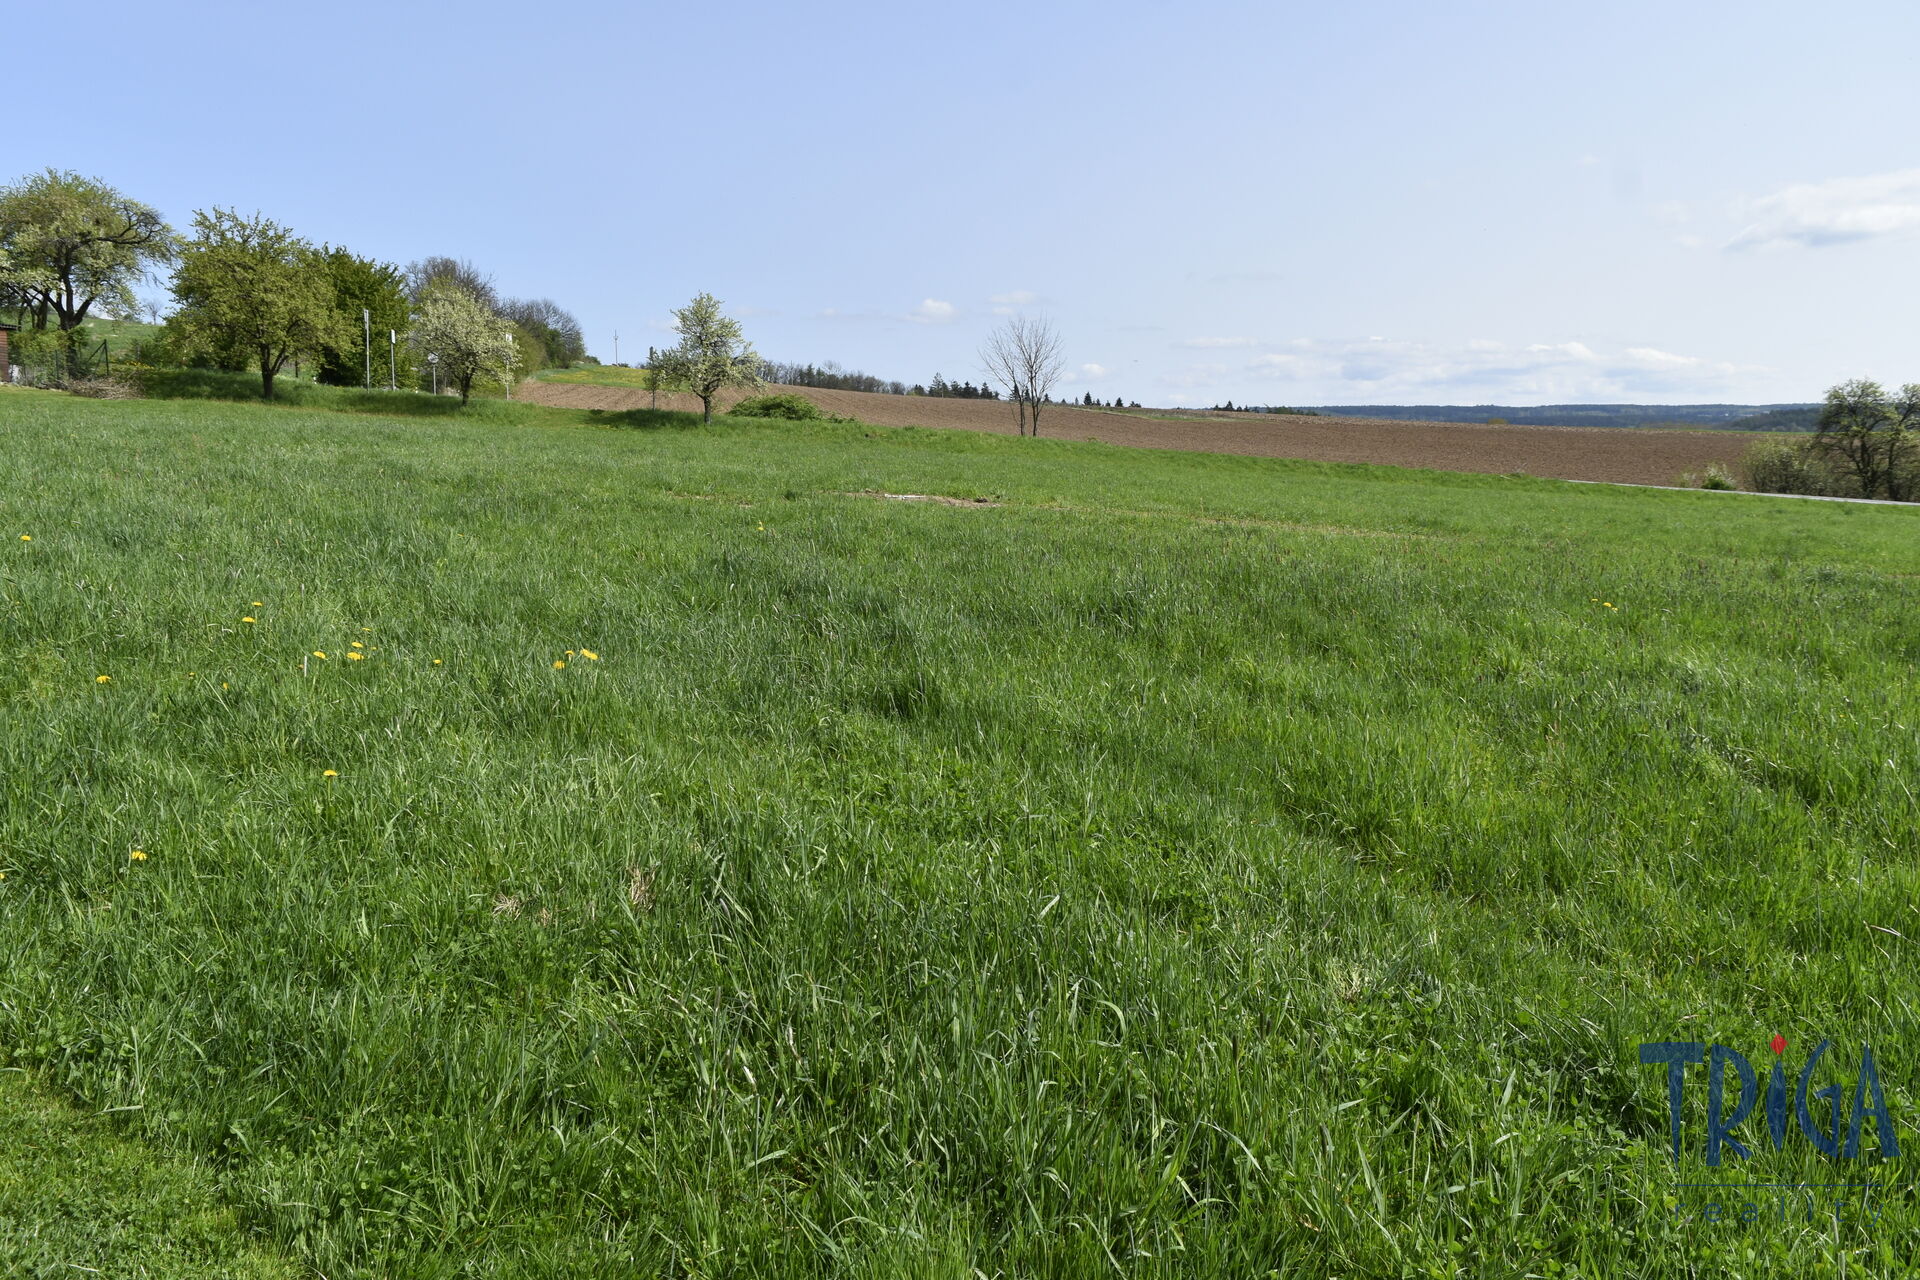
[0,323,14,383]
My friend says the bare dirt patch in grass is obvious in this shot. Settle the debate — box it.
[871,491,1001,507]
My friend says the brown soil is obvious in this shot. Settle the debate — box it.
[518,381,1754,487]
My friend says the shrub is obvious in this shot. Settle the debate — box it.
[1741,438,1850,496]
[1679,461,1739,491]
[730,393,822,420]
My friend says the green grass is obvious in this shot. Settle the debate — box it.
[76,314,163,359]
[5,314,163,364]
[0,1066,297,1277]
[0,386,1916,1277]
[538,364,660,388]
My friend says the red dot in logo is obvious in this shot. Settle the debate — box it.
[1770,1034,1787,1055]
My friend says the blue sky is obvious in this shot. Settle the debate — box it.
[18,0,1920,405]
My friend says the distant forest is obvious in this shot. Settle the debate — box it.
[761,360,909,396]
[1294,403,1821,432]
[762,361,1021,400]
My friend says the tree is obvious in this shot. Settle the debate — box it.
[0,169,176,375]
[410,287,517,405]
[168,209,346,399]
[1811,378,1920,501]
[315,247,414,388]
[499,297,586,369]
[979,314,1065,437]
[405,256,497,310]
[653,292,761,423]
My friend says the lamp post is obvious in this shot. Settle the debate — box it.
[427,353,439,396]
[362,309,372,390]
[389,330,397,391]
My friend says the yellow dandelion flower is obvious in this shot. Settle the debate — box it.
[241,616,256,623]
[322,769,338,778]
[129,850,148,862]
[553,660,566,669]
[312,651,327,659]
[350,641,364,649]
[95,674,111,684]
[580,649,599,660]
[221,682,229,689]
[251,601,263,607]
[432,658,443,665]
[17,535,29,542]
[360,627,372,633]
[0,871,7,880]
[346,651,365,661]
[566,650,576,657]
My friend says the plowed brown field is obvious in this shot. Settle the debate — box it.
[517,381,1754,487]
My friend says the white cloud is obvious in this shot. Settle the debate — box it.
[1175,336,1259,349]
[1157,363,1231,390]
[1621,346,1700,370]
[909,298,957,324]
[1176,336,1752,401]
[1728,169,1920,251]
[1065,363,1108,383]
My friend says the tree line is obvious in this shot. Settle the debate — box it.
[760,360,908,396]
[0,168,589,401]
[2,167,1096,439]
[1744,379,1920,502]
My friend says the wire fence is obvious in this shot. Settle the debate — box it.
[8,337,119,388]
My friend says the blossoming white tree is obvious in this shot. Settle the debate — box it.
[410,287,516,405]
[652,292,761,423]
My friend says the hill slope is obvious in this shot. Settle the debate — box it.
[1304,402,1819,429]
[519,379,1756,486]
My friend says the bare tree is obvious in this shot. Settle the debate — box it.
[405,256,497,310]
[979,315,1065,437]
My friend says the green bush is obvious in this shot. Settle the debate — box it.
[1741,438,1850,496]
[729,392,822,420]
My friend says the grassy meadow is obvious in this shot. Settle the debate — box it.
[0,381,1915,1278]
[540,364,660,388]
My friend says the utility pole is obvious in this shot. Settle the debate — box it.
[389,330,397,390]
[363,309,371,390]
